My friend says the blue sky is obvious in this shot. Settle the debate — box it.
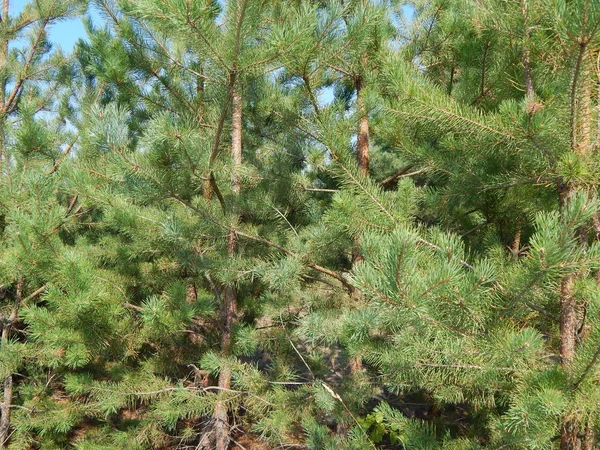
[9,0,413,107]
[10,1,414,54]
[10,0,101,52]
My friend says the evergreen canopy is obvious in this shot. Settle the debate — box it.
[1,0,600,449]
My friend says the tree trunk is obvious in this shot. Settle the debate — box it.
[0,375,12,448]
[560,272,577,367]
[196,65,205,124]
[511,226,521,261]
[214,243,238,450]
[562,419,583,450]
[214,86,242,450]
[356,76,369,179]
[197,67,213,200]
[0,0,9,175]
[231,89,242,196]
[520,0,534,97]
[583,419,595,450]
[560,44,594,450]
[348,70,370,386]
[559,189,584,450]
[0,0,8,174]
[575,51,592,156]
[351,75,370,268]
[0,276,21,448]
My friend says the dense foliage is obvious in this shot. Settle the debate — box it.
[2,0,600,448]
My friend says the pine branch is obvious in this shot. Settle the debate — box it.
[136,21,219,82]
[91,385,273,406]
[321,382,378,450]
[169,192,354,292]
[302,73,321,118]
[574,344,600,389]
[570,42,587,151]
[47,133,80,175]
[387,103,517,142]
[304,187,338,193]
[380,164,415,186]
[5,13,51,114]
[417,363,512,371]
[183,14,230,71]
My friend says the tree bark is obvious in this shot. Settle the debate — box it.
[0,375,12,448]
[0,276,21,448]
[572,47,592,156]
[214,86,242,450]
[562,419,583,450]
[0,0,9,173]
[560,43,594,450]
[559,180,583,450]
[583,419,595,450]
[511,226,521,261]
[231,90,242,196]
[560,273,577,366]
[351,74,370,268]
[520,0,534,97]
[356,76,369,179]
[349,79,366,374]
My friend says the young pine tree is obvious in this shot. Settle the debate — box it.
[0,0,87,447]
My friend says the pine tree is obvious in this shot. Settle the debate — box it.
[367,0,600,447]
[62,0,360,447]
[5,0,600,448]
[0,0,86,447]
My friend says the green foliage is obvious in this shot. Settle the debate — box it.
[2,0,600,448]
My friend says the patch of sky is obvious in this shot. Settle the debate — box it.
[319,86,336,107]
[317,3,415,107]
[5,1,106,150]
[8,0,414,55]
[9,0,104,52]
[389,3,416,50]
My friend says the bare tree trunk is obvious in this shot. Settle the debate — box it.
[0,0,9,173]
[351,75,370,269]
[0,275,21,448]
[560,273,577,367]
[523,47,534,97]
[575,49,592,156]
[560,43,594,450]
[559,204,593,450]
[596,51,600,149]
[196,65,205,124]
[511,226,521,261]
[214,86,242,450]
[520,0,534,97]
[348,68,370,386]
[231,90,242,196]
[207,1,246,442]
[214,253,237,450]
[348,80,367,371]
[559,188,582,450]
[0,375,12,448]
[196,66,214,201]
[583,419,595,450]
[356,76,369,179]
[562,419,583,450]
